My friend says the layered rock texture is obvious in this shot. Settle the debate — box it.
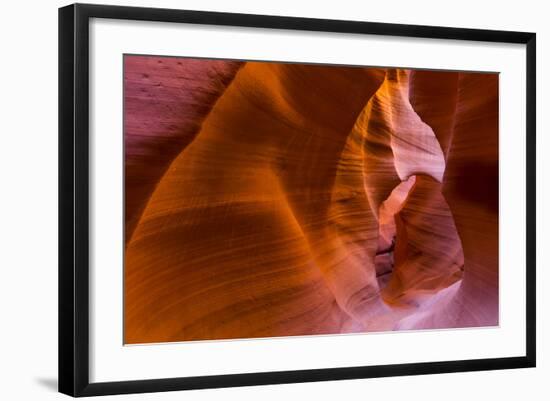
[124,55,499,344]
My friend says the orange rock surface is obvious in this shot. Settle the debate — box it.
[124,56,499,344]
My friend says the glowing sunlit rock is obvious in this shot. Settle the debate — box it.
[124,59,499,343]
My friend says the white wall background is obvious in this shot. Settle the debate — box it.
[0,0,546,399]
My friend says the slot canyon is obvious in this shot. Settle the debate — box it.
[123,56,498,344]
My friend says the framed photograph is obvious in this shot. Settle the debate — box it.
[58,3,536,397]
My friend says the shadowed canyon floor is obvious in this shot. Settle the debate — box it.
[124,56,499,344]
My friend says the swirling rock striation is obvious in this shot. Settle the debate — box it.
[124,57,499,344]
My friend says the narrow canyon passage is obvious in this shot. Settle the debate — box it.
[124,58,498,344]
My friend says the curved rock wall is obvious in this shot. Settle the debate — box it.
[124,57,499,344]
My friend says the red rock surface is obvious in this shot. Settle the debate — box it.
[124,57,499,344]
[124,56,242,242]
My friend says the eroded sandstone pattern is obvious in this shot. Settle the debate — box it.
[124,56,498,344]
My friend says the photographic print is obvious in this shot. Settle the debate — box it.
[123,55,499,344]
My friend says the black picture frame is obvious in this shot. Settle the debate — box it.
[59,3,536,397]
